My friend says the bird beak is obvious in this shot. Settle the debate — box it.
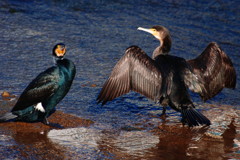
[138,27,160,40]
[137,27,154,35]
[56,48,66,57]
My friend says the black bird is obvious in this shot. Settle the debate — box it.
[97,26,236,127]
[0,43,76,125]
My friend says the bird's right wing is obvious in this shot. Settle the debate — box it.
[12,67,60,112]
[97,46,163,105]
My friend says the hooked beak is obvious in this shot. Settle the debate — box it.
[137,27,154,35]
[138,27,160,40]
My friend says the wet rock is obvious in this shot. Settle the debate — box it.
[111,130,159,156]
[91,84,97,87]
[0,111,94,133]
[1,91,16,101]
[203,105,240,139]
[1,91,10,97]
[48,127,102,157]
[0,110,94,159]
[0,98,239,159]
[48,127,160,159]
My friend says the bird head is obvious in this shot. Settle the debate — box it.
[52,43,66,59]
[138,25,171,42]
[138,25,172,54]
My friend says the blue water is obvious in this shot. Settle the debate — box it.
[0,0,239,159]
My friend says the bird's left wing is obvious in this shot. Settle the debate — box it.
[97,46,163,105]
[12,67,60,111]
[186,42,236,101]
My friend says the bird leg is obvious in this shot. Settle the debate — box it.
[159,106,168,120]
[159,97,169,119]
[161,106,166,115]
[42,116,64,129]
[42,117,49,125]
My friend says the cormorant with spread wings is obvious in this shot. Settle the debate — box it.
[97,25,236,127]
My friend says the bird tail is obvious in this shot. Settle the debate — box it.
[0,112,18,122]
[181,108,211,127]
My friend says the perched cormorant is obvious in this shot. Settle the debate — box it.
[97,26,236,127]
[0,43,76,125]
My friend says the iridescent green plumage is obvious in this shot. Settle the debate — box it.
[0,43,76,125]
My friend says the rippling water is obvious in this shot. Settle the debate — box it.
[0,0,239,159]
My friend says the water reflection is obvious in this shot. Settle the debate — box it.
[0,127,69,159]
[12,131,69,159]
[47,116,239,159]
[0,98,239,159]
[0,0,239,159]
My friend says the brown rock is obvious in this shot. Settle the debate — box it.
[1,91,10,97]
[91,84,97,87]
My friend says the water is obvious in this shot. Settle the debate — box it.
[0,0,239,159]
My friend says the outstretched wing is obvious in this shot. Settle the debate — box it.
[12,67,60,111]
[187,42,236,101]
[97,46,163,105]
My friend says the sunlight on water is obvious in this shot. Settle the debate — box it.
[0,0,239,159]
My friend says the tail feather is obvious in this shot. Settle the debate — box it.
[184,109,198,126]
[181,108,211,127]
[0,112,18,122]
[189,109,208,125]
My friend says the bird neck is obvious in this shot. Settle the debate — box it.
[53,56,64,65]
[152,35,171,59]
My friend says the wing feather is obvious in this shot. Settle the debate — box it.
[187,42,236,101]
[97,46,163,105]
[12,67,60,111]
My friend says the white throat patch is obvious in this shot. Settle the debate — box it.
[34,102,45,113]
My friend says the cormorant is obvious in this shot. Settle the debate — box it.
[97,26,236,127]
[0,43,76,125]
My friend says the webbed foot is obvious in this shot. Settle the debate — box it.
[42,117,64,129]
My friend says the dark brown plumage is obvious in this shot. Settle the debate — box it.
[97,25,236,127]
[187,42,236,101]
